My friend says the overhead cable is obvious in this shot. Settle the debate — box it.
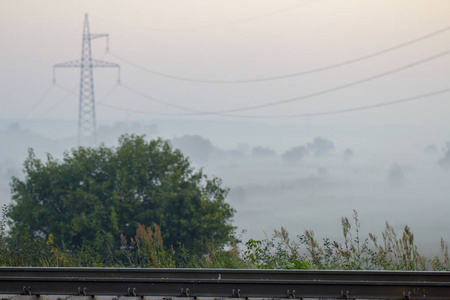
[55,83,78,96]
[196,0,317,30]
[23,84,55,118]
[115,49,450,115]
[97,84,120,104]
[189,49,450,114]
[97,102,180,116]
[96,87,450,119]
[119,83,204,113]
[108,24,450,83]
[38,84,78,118]
[228,88,450,118]
[93,0,317,32]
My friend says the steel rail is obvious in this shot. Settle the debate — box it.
[1,267,450,282]
[0,268,449,299]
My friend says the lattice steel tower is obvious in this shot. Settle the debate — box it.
[54,13,120,145]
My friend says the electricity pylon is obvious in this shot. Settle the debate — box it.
[54,13,120,145]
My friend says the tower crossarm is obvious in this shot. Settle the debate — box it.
[90,34,109,51]
[91,59,119,68]
[90,33,108,40]
[54,59,83,68]
[91,59,121,83]
[53,59,120,82]
[52,13,120,145]
[53,59,118,68]
[53,60,82,82]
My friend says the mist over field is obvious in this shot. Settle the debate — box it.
[0,119,449,255]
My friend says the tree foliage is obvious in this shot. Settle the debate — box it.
[171,135,214,163]
[438,143,450,169]
[282,146,308,163]
[306,137,334,157]
[8,135,235,256]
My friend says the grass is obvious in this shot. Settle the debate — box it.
[244,210,449,271]
[0,208,448,270]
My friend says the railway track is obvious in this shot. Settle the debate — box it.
[0,268,449,300]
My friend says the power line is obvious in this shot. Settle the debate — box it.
[96,84,120,104]
[104,49,450,117]
[108,24,450,83]
[195,0,317,30]
[55,83,78,96]
[57,45,450,119]
[95,86,450,119]
[56,83,121,103]
[177,49,450,114]
[97,84,191,116]
[37,84,78,119]
[23,84,55,118]
[53,14,119,145]
[92,0,317,32]
[119,83,205,113]
[229,88,450,118]
[97,102,180,116]
[51,81,192,117]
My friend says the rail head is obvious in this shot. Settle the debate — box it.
[0,268,449,300]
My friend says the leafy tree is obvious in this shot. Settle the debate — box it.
[423,143,438,155]
[251,146,276,157]
[282,146,308,163]
[307,137,334,157]
[343,149,354,160]
[171,135,214,162]
[438,142,450,169]
[8,135,235,257]
[388,163,405,187]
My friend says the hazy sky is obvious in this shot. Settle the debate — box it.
[2,0,450,131]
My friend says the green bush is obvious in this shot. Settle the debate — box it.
[1,200,448,269]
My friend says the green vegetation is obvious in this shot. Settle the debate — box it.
[244,210,449,271]
[7,135,234,260]
[0,205,448,269]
